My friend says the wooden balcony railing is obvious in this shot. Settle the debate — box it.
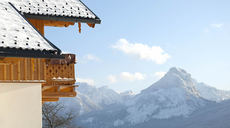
[43,54,76,86]
[42,54,77,103]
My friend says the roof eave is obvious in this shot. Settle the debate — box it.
[24,13,101,24]
[0,47,64,59]
[0,53,64,59]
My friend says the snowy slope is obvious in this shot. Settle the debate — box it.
[77,83,123,106]
[60,83,131,115]
[195,82,230,102]
[59,92,102,115]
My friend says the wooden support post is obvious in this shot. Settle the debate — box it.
[78,22,81,33]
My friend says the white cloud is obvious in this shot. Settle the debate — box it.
[154,72,166,79]
[107,72,146,83]
[112,39,170,64]
[107,75,117,83]
[82,54,100,62]
[77,78,95,85]
[120,72,145,81]
[210,23,224,29]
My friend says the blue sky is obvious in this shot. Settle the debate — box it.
[45,0,230,93]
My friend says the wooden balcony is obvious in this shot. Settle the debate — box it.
[42,54,77,103]
[0,54,77,103]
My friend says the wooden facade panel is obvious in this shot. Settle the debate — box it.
[0,58,45,81]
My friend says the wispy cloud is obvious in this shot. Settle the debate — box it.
[77,78,95,85]
[210,23,224,29]
[84,54,100,62]
[107,75,117,83]
[120,72,145,81]
[112,39,170,64]
[80,54,101,63]
[154,72,166,79]
[107,72,146,83]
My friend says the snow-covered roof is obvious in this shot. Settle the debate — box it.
[0,0,100,58]
[11,0,101,24]
[0,2,61,58]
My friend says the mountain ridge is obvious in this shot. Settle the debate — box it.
[59,67,230,128]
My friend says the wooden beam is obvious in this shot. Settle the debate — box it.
[0,80,46,83]
[28,19,45,35]
[78,22,81,33]
[28,18,75,28]
[42,98,59,102]
[43,20,74,27]
[60,86,75,92]
[43,91,76,97]
[87,23,95,28]
[42,86,59,92]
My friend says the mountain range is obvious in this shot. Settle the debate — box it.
[60,67,230,128]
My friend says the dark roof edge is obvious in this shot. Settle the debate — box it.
[9,2,62,55]
[79,0,101,23]
[0,47,64,59]
[24,13,101,24]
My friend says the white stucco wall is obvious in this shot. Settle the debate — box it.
[0,83,42,128]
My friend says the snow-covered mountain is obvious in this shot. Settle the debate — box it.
[59,67,230,128]
[77,83,122,106]
[195,82,230,102]
[124,67,208,124]
[60,83,133,115]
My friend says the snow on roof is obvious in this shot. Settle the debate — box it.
[11,0,100,23]
[0,2,57,52]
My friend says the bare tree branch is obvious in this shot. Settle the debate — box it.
[42,102,77,128]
